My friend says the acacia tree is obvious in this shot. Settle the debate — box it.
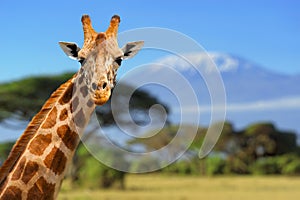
[0,73,72,123]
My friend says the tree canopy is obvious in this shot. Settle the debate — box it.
[0,72,169,127]
[0,73,72,122]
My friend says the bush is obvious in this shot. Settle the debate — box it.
[250,157,280,175]
[74,144,126,189]
[206,156,226,175]
[162,159,200,175]
[282,160,300,175]
[250,154,300,175]
[130,156,162,173]
[224,156,250,174]
[79,156,126,189]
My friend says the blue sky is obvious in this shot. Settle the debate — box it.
[0,0,299,82]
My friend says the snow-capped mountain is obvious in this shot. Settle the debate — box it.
[125,52,300,136]
[212,53,300,103]
[157,52,300,103]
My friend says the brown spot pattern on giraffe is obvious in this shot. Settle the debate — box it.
[1,186,22,200]
[21,161,39,184]
[70,97,79,113]
[80,85,89,97]
[41,107,57,129]
[57,125,79,151]
[59,82,74,105]
[78,74,84,85]
[11,157,26,181]
[74,108,86,128]
[28,134,52,156]
[44,147,67,175]
[87,99,94,107]
[27,177,55,200]
[59,108,68,121]
[72,83,77,94]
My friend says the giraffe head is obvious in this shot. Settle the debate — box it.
[59,15,144,105]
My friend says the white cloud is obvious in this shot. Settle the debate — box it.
[227,97,300,112]
[175,96,300,113]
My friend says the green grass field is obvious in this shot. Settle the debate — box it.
[58,174,300,200]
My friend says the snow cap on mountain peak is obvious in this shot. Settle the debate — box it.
[156,52,251,73]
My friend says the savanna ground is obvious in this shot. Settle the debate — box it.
[58,174,300,200]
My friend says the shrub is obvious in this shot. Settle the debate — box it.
[250,157,280,175]
[250,154,300,175]
[282,160,300,175]
[206,156,226,175]
[162,159,200,175]
[224,156,250,174]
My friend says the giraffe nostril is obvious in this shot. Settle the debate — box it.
[96,82,108,90]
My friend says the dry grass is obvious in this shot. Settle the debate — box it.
[58,174,300,200]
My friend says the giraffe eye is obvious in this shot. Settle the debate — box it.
[115,57,123,66]
[78,58,85,65]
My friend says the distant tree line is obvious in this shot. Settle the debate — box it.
[160,122,300,176]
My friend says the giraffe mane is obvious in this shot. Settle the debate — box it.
[0,75,76,186]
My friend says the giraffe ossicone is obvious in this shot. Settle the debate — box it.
[0,15,143,200]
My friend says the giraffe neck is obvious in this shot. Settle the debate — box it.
[0,71,96,199]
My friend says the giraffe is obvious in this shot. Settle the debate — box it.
[0,15,144,200]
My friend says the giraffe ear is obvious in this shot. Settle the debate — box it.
[59,42,81,60]
[121,41,144,60]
